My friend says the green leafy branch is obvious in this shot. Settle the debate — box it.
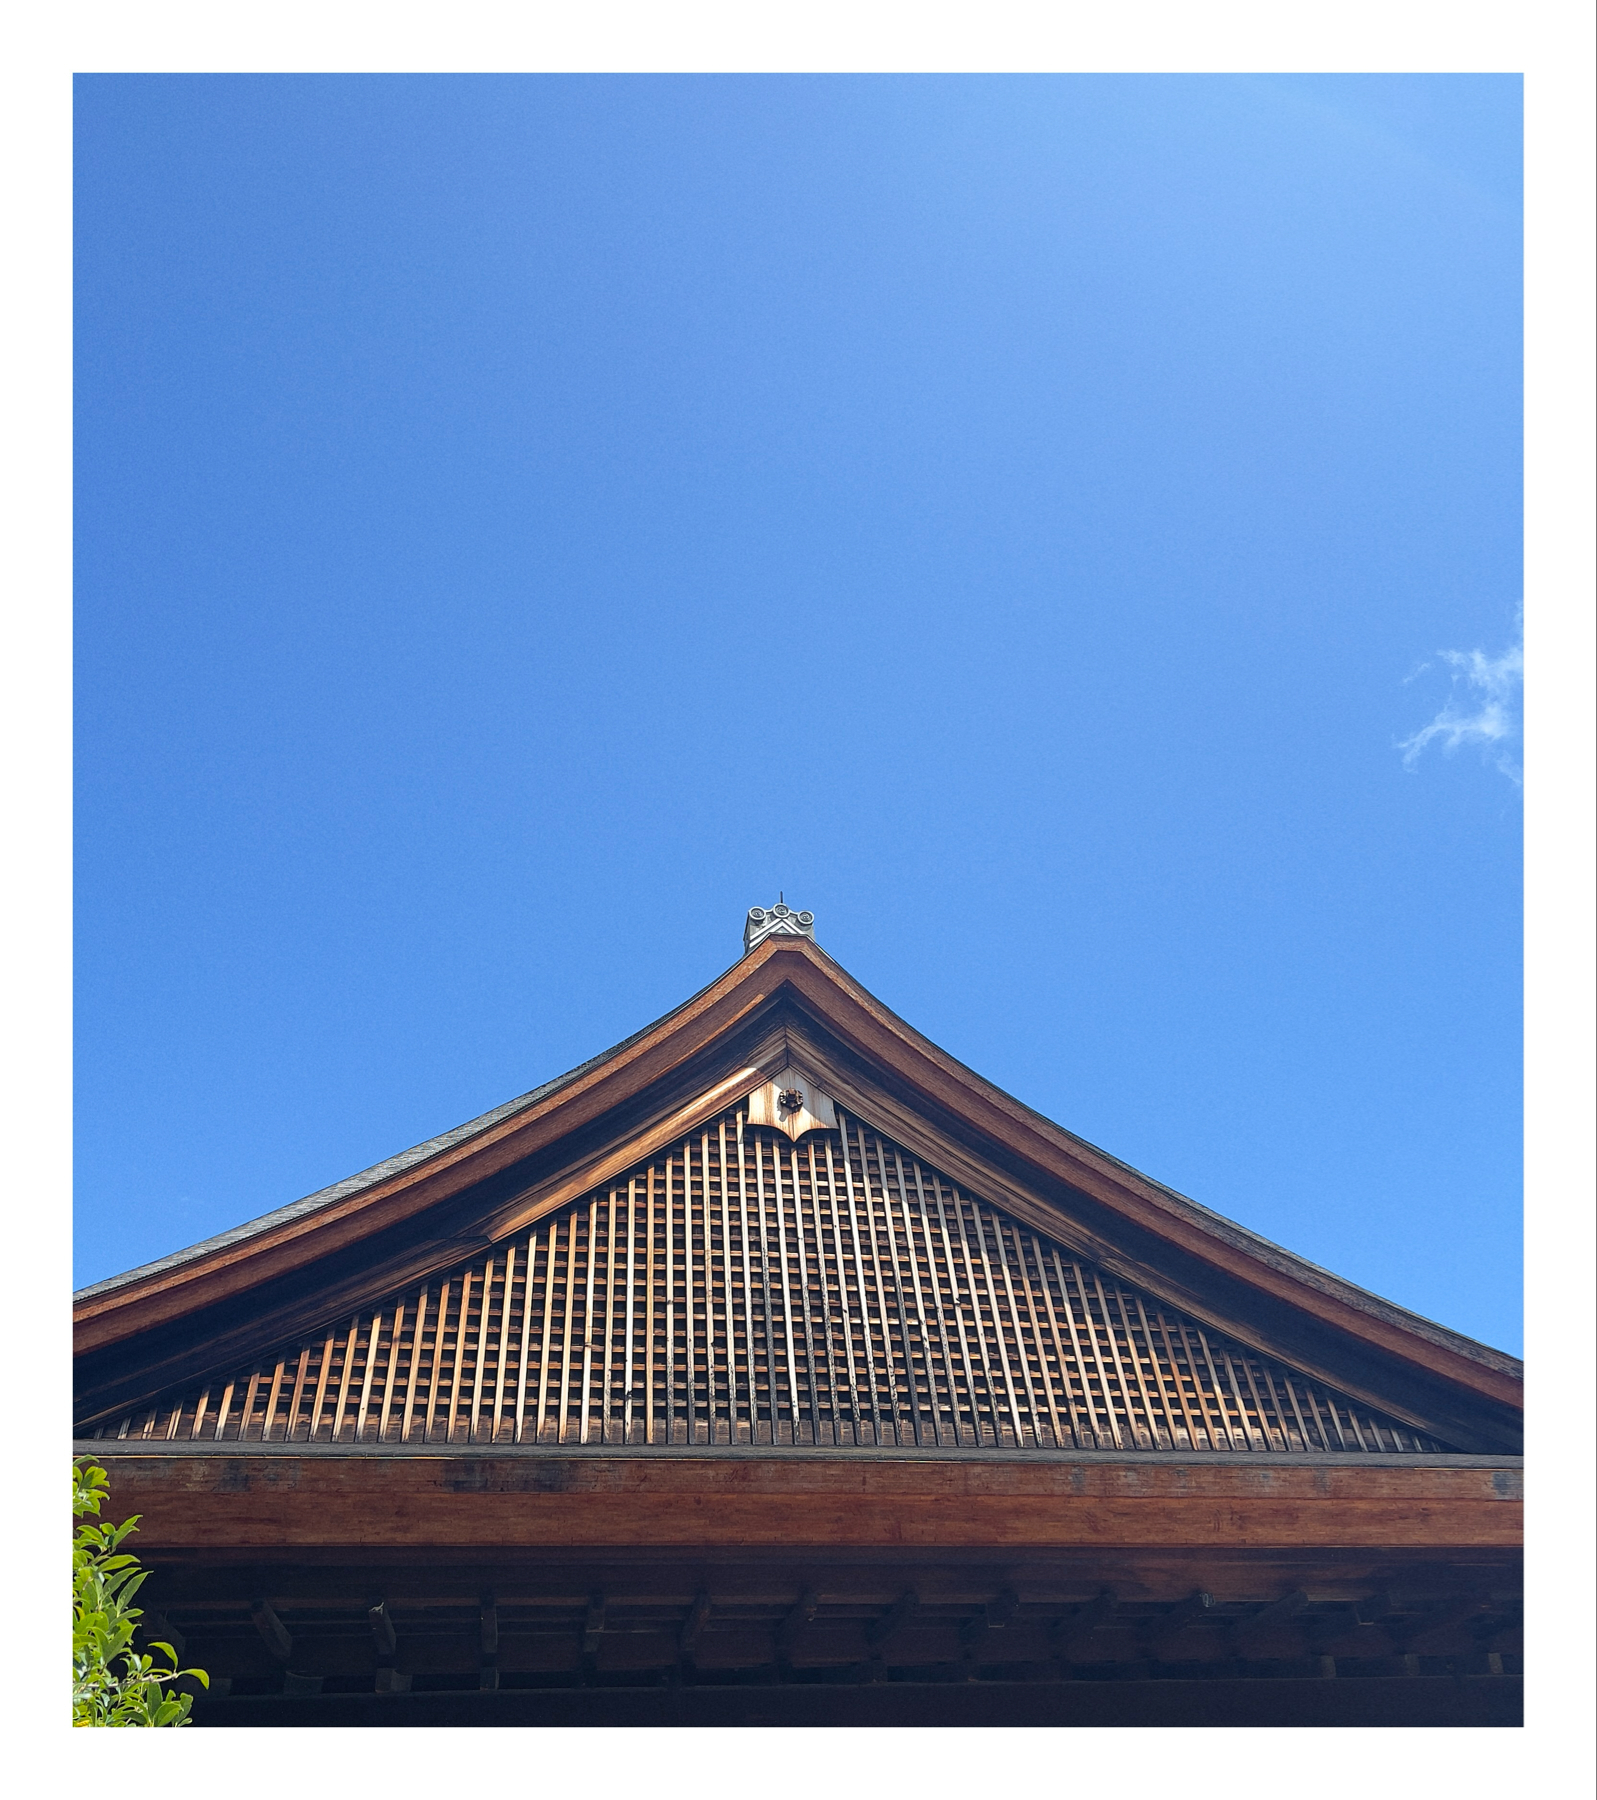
[73,1457,210,1727]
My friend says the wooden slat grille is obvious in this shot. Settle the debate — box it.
[84,1109,1451,1453]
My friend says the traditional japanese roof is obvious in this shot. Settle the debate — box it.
[73,912,1522,1453]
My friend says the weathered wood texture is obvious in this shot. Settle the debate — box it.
[80,1112,1453,1456]
[94,1453,1520,1552]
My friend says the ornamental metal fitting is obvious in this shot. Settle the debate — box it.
[743,900,815,954]
[744,1066,839,1141]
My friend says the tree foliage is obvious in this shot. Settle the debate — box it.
[72,1457,210,1726]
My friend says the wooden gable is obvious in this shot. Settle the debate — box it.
[74,932,1521,1452]
[81,1103,1455,1457]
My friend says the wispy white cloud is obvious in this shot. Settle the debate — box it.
[1398,614,1523,785]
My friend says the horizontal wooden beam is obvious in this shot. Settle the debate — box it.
[99,1453,1521,1555]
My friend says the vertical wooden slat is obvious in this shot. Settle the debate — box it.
[622,1191,638,1445]
[1254,1357,1301,1451]
[644,1168,658,1445]
[1187,1325,1240,1450]
[836,1116,885,1444]
[1298,1374,1343,1451]
[188,1388,211,1441]
[717,1123,738,1444]
[259,1357,287,1441]
[1214,1342,1263,1449]
[1140,1299,1206,1450]
[1081,1268,1136,1448]
[375,1303,406,1443]
[750,1127,778,1441]
[600,1192,618,1444]
[870,1135,926,1446]
[422,1280,452,1443]
[1048,1250,1106,1446]
[662,1152,677,1445]
[558,1213,579,1444]
[931,1176,982,1445]
[769,1136,803,1442]
[327,1322,359,1444]
[907,1158,961,1446]
[534,1227,558,1443]
[787,1143,823,1443]
[683,1140,698,1445]
[466,1256,493,1442]
[1069,1263,1123,1449]
[307,1331,336,1441]
[284,1344,313,1444]
[211,1380,237,1443]
[492,1248,517,1442]
[403,1289,430,1444]
[736,1114,760,1442]
[852,1120,901,1441]
[966,1198,1024,1445]
[1008,1228,1065,1449]
[989,1218,1046,1447]
[948,1187,1001,1444]
[1107,1279,1167,1448]
[806,1140,842,1445]
[820,1135,865,1445]
[446,1272,475,1444]
[1026,1232,1081,1448]
[513,1234,537,1442]
[354,1315,383,1442]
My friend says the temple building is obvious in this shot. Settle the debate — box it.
[72,906,1522,1725]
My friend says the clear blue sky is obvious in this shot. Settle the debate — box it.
[74,75,1522,1354]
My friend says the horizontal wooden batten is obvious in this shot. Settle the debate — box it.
[91,1452,1522,1554]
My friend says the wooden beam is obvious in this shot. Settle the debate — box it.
[96,1452,1525,1556]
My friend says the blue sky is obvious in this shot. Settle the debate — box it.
[73,74,1522,1352]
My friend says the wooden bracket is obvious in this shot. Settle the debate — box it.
[679,1591,712,1661]
[368,1599,397,1660]
[250,1599,293,1664]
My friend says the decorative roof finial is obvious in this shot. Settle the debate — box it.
[744,899,815,955]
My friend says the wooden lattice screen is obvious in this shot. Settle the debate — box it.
[85,1109,1450,1453]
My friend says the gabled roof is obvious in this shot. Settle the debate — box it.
[73,934,1522,1451]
